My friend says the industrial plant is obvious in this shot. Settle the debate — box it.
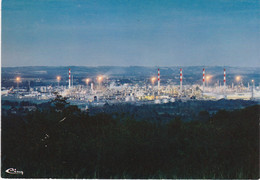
[2,67,260,110]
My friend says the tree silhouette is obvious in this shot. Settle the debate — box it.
[50,92,69,112]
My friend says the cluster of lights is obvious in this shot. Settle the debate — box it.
[16,73,255,89]
[55,76,103,85]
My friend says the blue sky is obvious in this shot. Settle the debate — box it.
[2,0,260,67]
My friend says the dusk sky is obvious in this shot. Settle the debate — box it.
[2,0,260,67]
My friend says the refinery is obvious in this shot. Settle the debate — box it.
[2,67,260,109]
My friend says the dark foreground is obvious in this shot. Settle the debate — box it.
[1,97,259,178]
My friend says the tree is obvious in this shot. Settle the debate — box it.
[50,92,69,112]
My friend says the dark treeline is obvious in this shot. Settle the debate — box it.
[89,99,259,122]
[1,96,259,178]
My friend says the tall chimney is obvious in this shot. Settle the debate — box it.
[224,68,226,97]
[180,68,183,93]
[69,68,71,88]
[203,68,205,92]
[158,68,160,96]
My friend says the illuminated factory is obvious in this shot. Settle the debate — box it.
[2,67,260,106]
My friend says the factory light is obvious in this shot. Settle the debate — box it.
[57,76,61,86]
[97,76,103,82]
[206,75,212,87]
[86,78,90,85]
[97,76,103,89]
[16,77,21,88]
[57,76,61,81]
[236,76,241,82]
[206,75,211,80]
[151,77,156,84]
[16,77,21,82]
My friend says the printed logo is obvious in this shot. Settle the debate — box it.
[5,168,23,175]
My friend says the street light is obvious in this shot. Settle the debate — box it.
[236,76,241,82]
[85,78,90,87]
[57,76,61,86]
[16,77,21,89]
[151,77,156,85]
[236,76,242,87]
[252,79,255,89]
[151,77,156,96]
[97,75,103,89]
[206,75,212,87]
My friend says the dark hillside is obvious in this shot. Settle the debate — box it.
[1,98,259,178]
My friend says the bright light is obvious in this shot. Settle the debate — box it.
[151,77,156,84]
[56,76,61,86]
[252,79,254,82]
[16,77,21,88]
[236,76,241,82]
[206,75,212,80]
[16,77,21,82]
[56,76,61,81]
[97,76,103,82]
[86,78,90,84]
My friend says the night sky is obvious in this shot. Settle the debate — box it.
[2,0,260,67]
